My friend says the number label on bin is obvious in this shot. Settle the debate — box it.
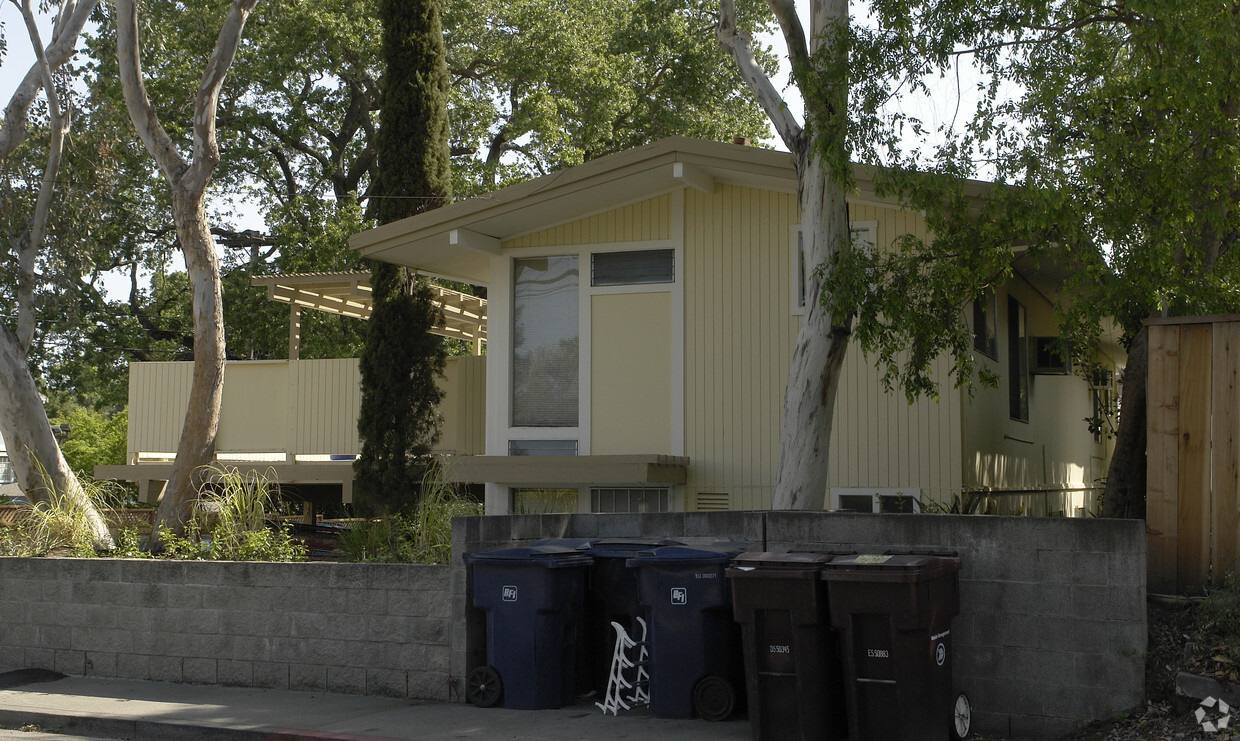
[770,645,791,654]
[866,648,889,659]
[502,585,518,602]
[670,587,687,605]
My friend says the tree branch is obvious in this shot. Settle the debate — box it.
[115,0,190,181]
[13,0,71,354]
[185,0,262,193]
[0,0,96,162]
[717,0,804,154]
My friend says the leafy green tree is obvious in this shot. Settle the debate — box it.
[353,0,450,512]
[54,407,128,480]
[836,0,1240,517]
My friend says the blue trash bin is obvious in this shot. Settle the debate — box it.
[628,544,745,720]
[464,545,593,709]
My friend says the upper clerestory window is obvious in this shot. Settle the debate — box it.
[591,249,674,286]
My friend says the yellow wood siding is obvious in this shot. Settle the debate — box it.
[291,359,361,455]
[440,355,487,455]
[218,361,292,453]
[683,185,799,510]
[682,187,964,510]
[126,357,486,459]
[591,292,672,454]
[504,194,672,248]
[128,362,194,456]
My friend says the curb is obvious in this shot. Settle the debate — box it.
[0,711,410,741]
[0,710,263,741]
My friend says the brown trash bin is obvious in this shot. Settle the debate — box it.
[727,551,848,741]
[821,552,963,741]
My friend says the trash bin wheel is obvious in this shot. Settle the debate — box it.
[950,692,972,740]
[692,675,735,721]
[466,665,503,708]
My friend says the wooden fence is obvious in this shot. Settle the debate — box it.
[1147,316,1240,593]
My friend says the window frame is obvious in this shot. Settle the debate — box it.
[1008,296,1030,422]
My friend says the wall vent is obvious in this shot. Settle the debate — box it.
[695,491,731,511]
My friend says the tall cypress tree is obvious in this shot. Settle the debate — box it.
[354,0,452,512]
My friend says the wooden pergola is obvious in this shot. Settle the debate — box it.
[250,271,487,357]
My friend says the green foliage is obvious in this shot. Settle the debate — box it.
[161,464,307,562]
[338,460,481,563]
[51,407,129,481]
[355,0,451,512]
[0,478,120,557]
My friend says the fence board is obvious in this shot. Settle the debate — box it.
[1146,324,1181,593]
[1177,324,1213,589]
[1213,323,1240,576]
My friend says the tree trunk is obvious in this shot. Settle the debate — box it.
[1102,323,1148,518]
[772,149,852,509]
[0,326,113,547]
[150,191,228,536]
[114,0,259,543]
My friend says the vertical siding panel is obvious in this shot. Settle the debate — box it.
[1178,324,1212,589]
[1213,322,1240,580]
[1146,324,1180,593]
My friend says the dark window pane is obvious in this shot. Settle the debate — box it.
[592,250,674,286]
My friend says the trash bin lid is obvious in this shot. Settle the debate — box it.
[464,545,594,568]
[820,553,960,582]
[726,551,834,580]
[730,551,835,569]
[625,544,741,567]
[587,538,683,558]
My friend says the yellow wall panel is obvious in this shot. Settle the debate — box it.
[504,194,672,248]
[590,293,672,454]
[683,191,964,510]
[127,356,486,460]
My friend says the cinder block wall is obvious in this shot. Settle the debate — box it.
[0,559,452,701]
[451,512,1146,739]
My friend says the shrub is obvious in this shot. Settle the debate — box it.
[337,459,480,564]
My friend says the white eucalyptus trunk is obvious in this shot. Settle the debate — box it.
[775,152,851,509]
[115,0,259,538]
[0,0,114,549]
[721,0,851,510]
[150,191,228,533]
[0,328,113,546]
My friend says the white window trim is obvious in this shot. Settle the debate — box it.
[489,192,688,467]
[791,220,878,315]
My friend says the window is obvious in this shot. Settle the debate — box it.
[1032,337,1071,374]
[508,439,578,456]
[511,488,578,514]
[793,222,876,313]
[973,290,998,358]
[592,249,674,286]
[512,256,579,427]
[0,455,12,485]
[1008,297,1029,421]
[591,487,670,513]
[830,487,922,513]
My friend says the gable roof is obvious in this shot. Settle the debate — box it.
[349,137,809,285]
